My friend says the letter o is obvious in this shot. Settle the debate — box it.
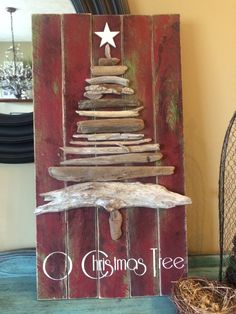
[43,251,73,281]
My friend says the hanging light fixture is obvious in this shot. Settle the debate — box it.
[0,7,32,99]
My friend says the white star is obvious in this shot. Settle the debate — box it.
[95,22,120,48]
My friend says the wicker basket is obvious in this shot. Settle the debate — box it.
[172,277,236,313]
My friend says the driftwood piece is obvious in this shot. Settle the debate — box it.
[73,133,145,141]
[48,166,175,182]
[76,107,143,118]
[77,118,144,134]
[70,138,151,146]
[35,182,191,242]
[84,85,134,99]
[97,44,120,69]
[84,92,103,100]
[109,210,122,240]
[60,152,163,166]
[78,98,141,109]
[91,66,128,76]
[86,76,129,86]
[85,84,134,94]
[35,181,192,215]
[98,58,120,66]
[61,144,159,155]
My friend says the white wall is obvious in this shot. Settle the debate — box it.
[0,41,34,251]
[0,102,35,251]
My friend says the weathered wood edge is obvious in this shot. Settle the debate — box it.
[60,152,163,165]
[48,166,175,182]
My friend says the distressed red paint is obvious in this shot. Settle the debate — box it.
[153,15,187,294]
[123,15,159,296]
[33,15,67,299]
[62,14,97,298]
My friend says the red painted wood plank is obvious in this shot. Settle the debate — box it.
[32,15,67,299]
[123,15,159,296]
[62,14,98,298]
[92,15,130,298]
[153,15,187,295]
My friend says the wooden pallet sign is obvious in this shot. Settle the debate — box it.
[33,14,191,299]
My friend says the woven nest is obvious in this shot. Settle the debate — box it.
[172,277,236,313]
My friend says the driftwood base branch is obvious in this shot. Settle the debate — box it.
[35,182,191,241]
[35,182,191,213]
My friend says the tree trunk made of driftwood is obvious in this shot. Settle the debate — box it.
[109,210,123,240]
[60,152,163,166]
[48,166,175,182]
[77,118,144,134]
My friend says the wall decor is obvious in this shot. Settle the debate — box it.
[33,14,190,299]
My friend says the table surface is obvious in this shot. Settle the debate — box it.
[0,249,219,314]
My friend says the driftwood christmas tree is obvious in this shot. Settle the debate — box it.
[33,14,189,299]
[35,42,190,241]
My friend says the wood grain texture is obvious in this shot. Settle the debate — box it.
[109,210,123,240]
[73,133,144,140]
[85,84,134,93]
[123,15,159,297]
[78,98,141,109]
[76,107,143,118]
[92,15,130,299]
[48,166,175,182]
[33,14,67,300]
[153,15,187,295]
[98,57,120,65]
[62,144,160,155]
[91,65,127,76]
[60,152,163,165]
[86,76,129,86]
[77,118,144,133]
[62,14,97,298]
[70,138,151,146]
[35,182,191,215]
